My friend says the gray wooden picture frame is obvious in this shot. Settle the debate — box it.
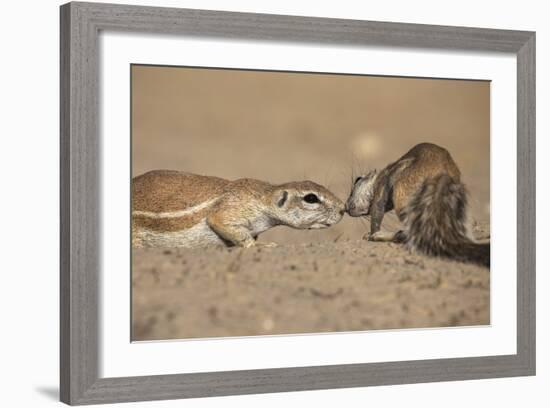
[60,1,536,405]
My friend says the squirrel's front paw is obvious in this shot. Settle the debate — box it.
[362,232,378,241]
[241,239,257,248]
[364,231,390,242]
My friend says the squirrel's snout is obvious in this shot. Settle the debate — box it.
[346,201,366,217]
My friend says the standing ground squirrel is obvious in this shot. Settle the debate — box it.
[346,143,490,267]
[132,170,345,248]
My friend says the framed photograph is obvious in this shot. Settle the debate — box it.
[60,1,535,405]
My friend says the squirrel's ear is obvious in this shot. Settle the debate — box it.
[275,190,288,207]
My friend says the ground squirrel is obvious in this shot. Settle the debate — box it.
[346,143,490,267]
[132,170,345,248]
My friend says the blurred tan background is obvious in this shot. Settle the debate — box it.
[132,65,490,243]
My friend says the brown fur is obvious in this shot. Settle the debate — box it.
[132,170,345,248]
[346,143,489,267]
[377,143,461,219]
[133,170,231,213]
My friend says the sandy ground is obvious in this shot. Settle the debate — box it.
[131,65,491,341]
[132,223,490,341]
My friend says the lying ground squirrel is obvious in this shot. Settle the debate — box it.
[132,170,345,248]
[346,143,490,267]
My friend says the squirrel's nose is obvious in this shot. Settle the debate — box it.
[345,202,355,213]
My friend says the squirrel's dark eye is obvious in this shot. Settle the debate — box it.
[303,193,320,204]
[354,176,362,185]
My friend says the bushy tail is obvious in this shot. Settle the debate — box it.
[403,174,490,267]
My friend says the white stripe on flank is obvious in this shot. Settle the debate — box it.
[133,198,219,219]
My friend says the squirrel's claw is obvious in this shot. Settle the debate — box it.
[256,241,278,248]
